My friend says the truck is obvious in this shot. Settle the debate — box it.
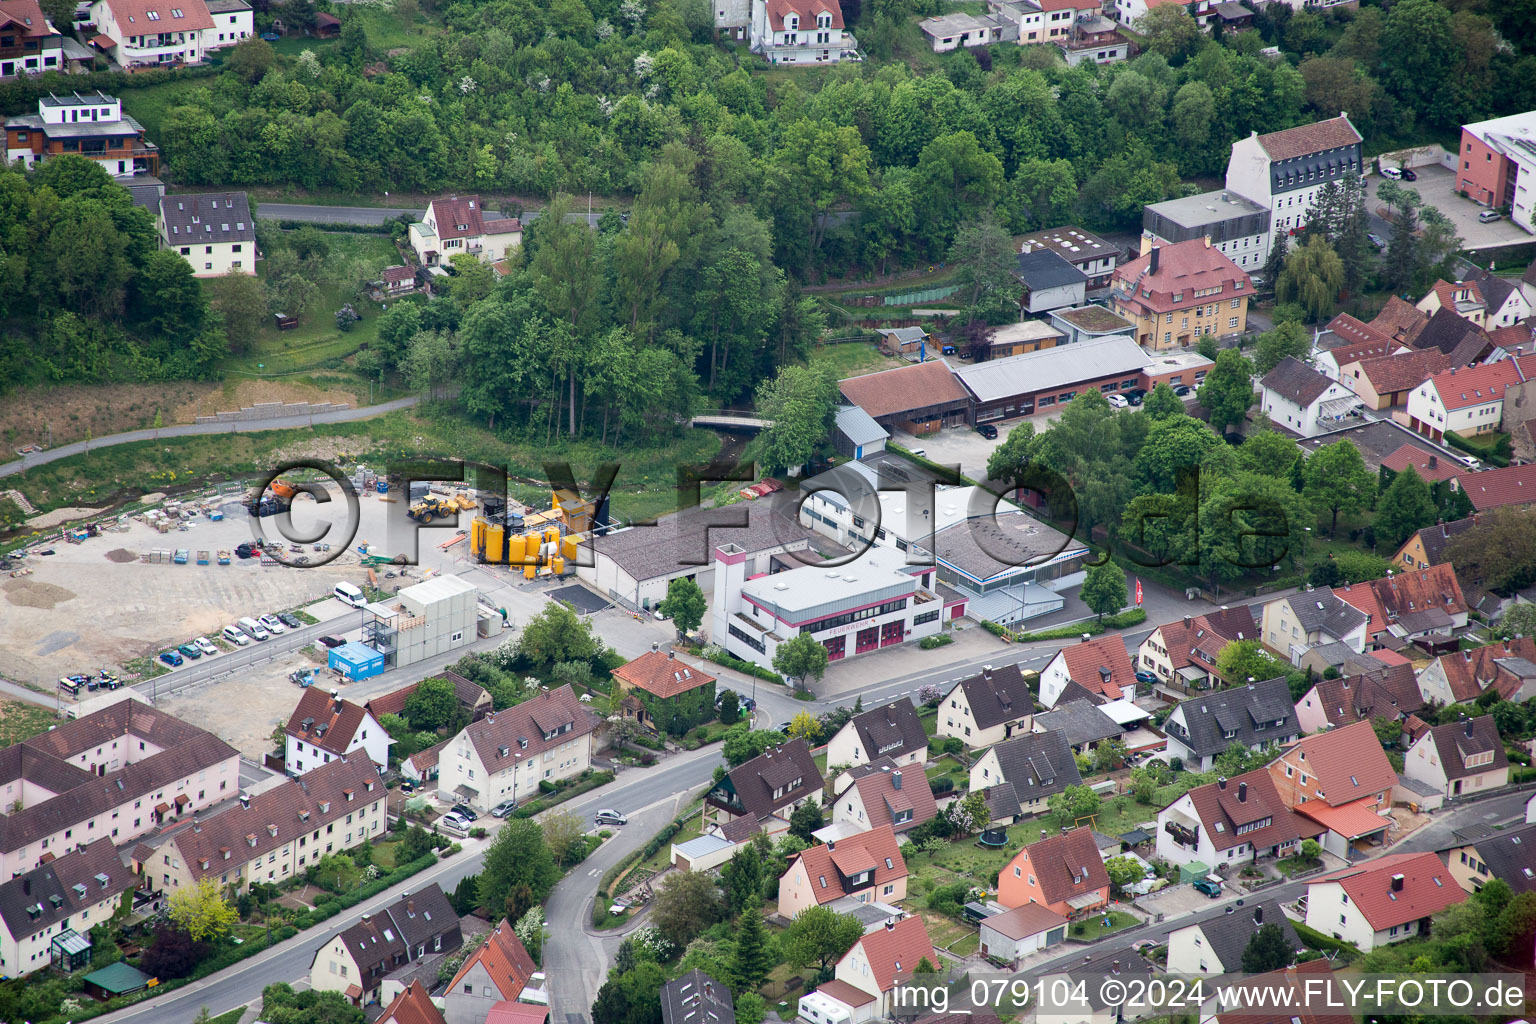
[173,549,189,565]
[196,550,210,565]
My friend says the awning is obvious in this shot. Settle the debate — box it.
[174,793,190,806]
[154,802,170,814]
[1066,890,1105,910]
[1119,829,1152,845]
[345,984,363,1000]
[1297,799,1392,839]
[89,33,114,48]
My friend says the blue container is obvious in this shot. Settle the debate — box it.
[376,480,389,494]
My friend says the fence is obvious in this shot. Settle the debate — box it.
[883,284,960,306]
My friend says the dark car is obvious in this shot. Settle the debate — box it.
[177,643,203,660]
[1124,389,1147,406]
[277,612,302,629]
[975,423,998,440]
[1192,878,1223,897]
[1134,670,1158,685]
[450,803,479,821]
[1173,385,1193,397]
[158,650,183,667]
[318,635,346,649]
[1401,168,1417,181]
[777,722,794,735]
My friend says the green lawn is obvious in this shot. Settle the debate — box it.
[0,701,58,747]
[118,77,211,138]
[1452,430,1509,455]
[1068,909,1138,940]
[205,1007,246,1024]
[809,342,906,380]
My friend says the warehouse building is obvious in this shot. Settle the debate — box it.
[956,335,1150,423]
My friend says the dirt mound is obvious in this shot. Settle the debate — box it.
[105,548,137,563]
[3,579,76,609]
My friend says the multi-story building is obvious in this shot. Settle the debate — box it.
[87,0,214,67]
[969,729,1082,822]
[1405,355,1536,442]
[750,0,851,65]
[1161,678,1298,773]
[1136,607,1260,689]
[444,921,538,1024]
[1224,116,1364,255]
[830,758,938,836]
[1110,235,1252,350]
[200,0,250,48]
[1268,720,1396,858]
[997,828,1109,916]
[937,664,1035,749]
[917,12,1003,51]
[1303,852,1464,950]
[1055,14,1129,65]
[1445,820,1536,895]
[825,699,928,771]
[1157,770,1318,870]
[158,192,255,276]
[1165,900,1298,976]
[1402,716,1509,801]
[662,971,736,1024]
[0,692,238,880]
[705,738,822,834]
[4,91,159,177]
[142,754,386,893]
[777,824,908,918]
[1338,349,1448,411]
[1017,227,1122,293]
[364,575,481,671]
[309,884,462,1006]
[0,0,62,78]
[1456,111,1536,234]
[1257,356,1358,438]
[1294,663,1424,736]
[1258,591,1369,665]
[284,688,392,776]
[408,196,522,271]
[799,916,937,1022]
[1142,191,1271,273]
[0,839,134,978]
[437,685,599,815]
[1038,634,1137,708]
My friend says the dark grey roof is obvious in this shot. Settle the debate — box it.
[1428,716,1508,782]
[708,740,822,820]
[590,499,816,584]
[950,664,1035,730]
[1416,306,1485,358]
[1055,680,1107,707]
[1015,248,1089,290]
[335,883,461,986]
[0,839,133,943]
[1261,356,1334,407]
[159,192,255,245]
[1033,700,1122,749]
[847,699,928,763]
[204,0,251,10]
[1166,677,1297,758]
[1188,899,1299,971]
[1289,591,1368,640]
[661,970,736,1024]
[1461,821,1536,893]
[40,90,116,108]
[1063,946,1153,1009]
[926,512,1083,583]
[1409,517,1477,567]
[6,112,150,139]
[990,729,1081,800]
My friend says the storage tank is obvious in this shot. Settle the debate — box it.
[552,556,565,575]
[523,563,537,580]
[471,517,487,559]
[484,522,505,564]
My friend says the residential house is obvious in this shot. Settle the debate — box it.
[380,266,417,297]
[937,664,1035,749]
[0,839,134,979]
[1014,248,1089,315]
[1164,899,1299,975]
[997,828,1110,916]
[1394,517,1478,572]
[1109,234,1252,350]
[408,196,522,270]
[1259,590,1369,665]
[610,647,717,736]
[1136,607,1260,688]
[1378,444,1462,485]
[1160,677,1298,773]
[705,739,822,834]
[1412,306,1494,365]
[1258,356,1358,438]
[1038,634,1137,709]
[1055,945,1154,1024]
[1403,716,1509,801]
[777,824,907,917]
[803,915,937,1023]
[376,980,445,1024]
[443,921,537,1024]
[1223,115,1365,256]
[143,754,386,893]
[87,0,214,67]
[1418,279,1492,329]
[1457,111,1536,236]
[285,688,392,776]
[1055,13,1129,65]
[825,700,928,772]
[4,91,158,177]
[1331,565,1468,647]
[1406,354,1536,441]
[661,970,735,1024]
[1317,319,1406,380]
[1445,820,1536,894]
[402,740,447,785]
[0,0,61,78]
[1340,348,1449,410]
[1372,296,1430,348]
[1416,638,1536,706]
[917,12,1002,50]
[1032,700,1122,754]
[0,694,238,880]
[750,0,850,65]
[1461,267,1532,328]
[977,902,1068,967]
[438,685,599,815]
[1303,852,1465,950]
[1453,463,1536,511]
[365,672,492,724]
[1268,720,1397,859]
[1017,227,1121,293]
[970,729,1082,823]
[157,192,254,277]
[310,884,461,1006]
[1209,961,1351,1024]
[1156,769,1319,869]
[830,758,938,836]
[1294,664,1424,735]
[201,0,251,48]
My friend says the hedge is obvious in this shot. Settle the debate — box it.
[1445,429,1512,467]
[296,853,439,928]
[599,802,702,898]
[1291,920,1360,961]
[0,64,221,116]
[512,770,616,818]
[271,218,404,233]
[689,646,785,685]
[919,634,954,650]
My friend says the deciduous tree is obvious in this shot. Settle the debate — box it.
[1080,559,1128,622]
[167,878,238,941]
[658,577,706,636]
[1303,439,1374,536]
[1196,349,1256,433]
[773,634,830,693]
[651,869,725,947]
[1374,466,1439,550]
[782,905,864,973]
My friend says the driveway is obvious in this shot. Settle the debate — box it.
[893,417,1059,484]
[1368,165,1531,249]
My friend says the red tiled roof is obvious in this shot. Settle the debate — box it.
[1149,608,1257,673]
[1353,348,1449,397]
[1379,443,1460,483]
[1253,116,1361,162]
[1059,634,1135,699]
[1296,797,1392,839]
[486,1002,549,1024]
[1456,463,1536,511]
[1488,321,1536,354]
[1183,769,1319,854]
[1432,638,1536,703]
[1312,852,1464,931]
[365,672,490,720]
[612,649,716,699]
[1425,279,1484,315]
[1371,296,1428,346]
[851,916,936,992]
[429,196,493,242]
[764,0,843,30]
[792,825,906,905]
[1332,582,1388,637]
[383,265,415,284]
[462,684,599,776]
[1279,720,1396,806]
[843,759,938,833]
[1325,314,1395,358]
[1112,238,1250,317]
[1007,828,1110,904]
[1424,354,1536,411]
[102,0,213,33]
[1302,667,1423,731]
[839,361,968,421]
[1370,649,1412,667]
[285,687,374,757]
[1219,960,1353,1024]
[0,0,50,37]
[1372,563,1466,621]
[449,920,536,1001]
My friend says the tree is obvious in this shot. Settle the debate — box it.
[542,810,587,867]
[1048,785,1101,825]
[226,37,277,82]
[1303,439,1374,536]
[479,818,559,921]
[948,213,1017,320]
[1374,466,1439,549]
[140,923,209,980]
[1493,891,1536,958]
[1300,838,1322,860]
[1236,426,1302,479]
[651,870,725,947]
[783,905,864,973]
[721,724,783,766]
[518,602,599,669]
[985,422,1035,490]
[755,365,837,474]
[1104,856,1144,889]
[773,634,829,693]
[658,577,706,636]
[1136,415,1222,492]
[1241,923,1295,973]
[729,898,774,991]
[1258,233,1288,300]
[1444,508,1536,597]
[788,799,825,842]
[717,690,741,726]
[1253,321,1311,376]
[260,984,366,1024]
[592,962,666,1024]
[1142,383,1184,421]
[1197,349,1256,433]
[1081,559,1128,621]
[1501,604,1536,640]
[1093,738,1127,772]
[403,676,459,731]
[167,878,238,941]
[1275,235,1344,321]
[721,843,766,914]
[787,710,822,743]
[1215,639,1288,685]
[399,823,436,863]
[451,874,480,916]
[1136,3,1200,59]
[207,270,266,355]
[1196,335,1220,361]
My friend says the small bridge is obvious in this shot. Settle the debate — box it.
[691,411,772,432]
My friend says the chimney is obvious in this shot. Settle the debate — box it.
[1254,906,1263,925]
[239,793,249,809]
[651,642,659,653]
[1150,247,1161,275]
[1466,719,1475,738]
[668,650,675,660]
[1217,776,1227,790]
[1183,615,1193,629]
[893,770,903,791]
[1429,455,1437,469]
[885,919,896,930]
[1203,235,1212,249]
[362,914,371,922]
[1238,781,1247,802]
[1080,634,1091,643]
[1139,231,1154,257]
[1391,874,1405,892]
[982,665,993,681]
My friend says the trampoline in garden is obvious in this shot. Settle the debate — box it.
[978,828,1008,847]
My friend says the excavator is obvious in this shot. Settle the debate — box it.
[245,477,301,516]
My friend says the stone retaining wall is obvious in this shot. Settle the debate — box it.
[194,401,351,424]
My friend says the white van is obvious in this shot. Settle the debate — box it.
[238,616,270,641]
[334,581,366,608]
[222,625,251,646]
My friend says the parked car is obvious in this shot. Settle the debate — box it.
[222,625,251,646]
[258,614,287,635]
[1124,388,1147,406]
[595,809,628,826]
[177,643,202,660]
[1379,166,1403,180]
[158,650,183,667]
[1106,394,1130,408]
[1192,878,1222,897]
[1367,233,1387,250]
[776,721,794,735]
[491,799,518,818]
[193,636,218,657]
[277,612,302,629]
[1401,168,1417,181]
[318,635,346,649]
[1479,210,1503,223]
[450,803,479,822]
[439,813,471,832]
[975,423,998,440]
[1134,670,1158,685]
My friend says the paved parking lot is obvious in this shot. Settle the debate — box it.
[1370,165,1531,249]
[1134,881,1224,921]
[892,418,1048,484]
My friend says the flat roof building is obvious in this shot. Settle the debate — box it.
[1142,190,1271,273]
[956,335,1150,422]
[1049,304,1136,346]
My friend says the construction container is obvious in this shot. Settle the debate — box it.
[561,534,581,562]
